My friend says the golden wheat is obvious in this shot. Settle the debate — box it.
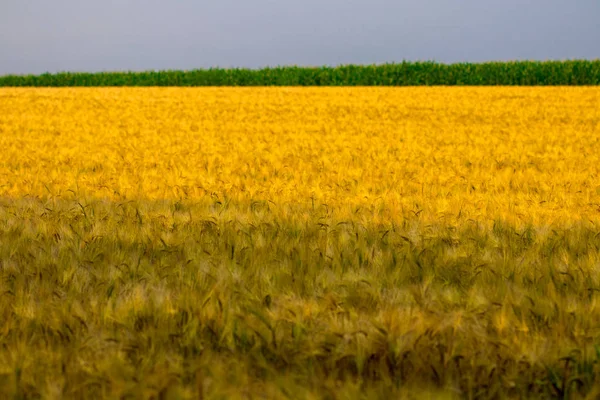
[1,87,599,224]
[0,87,599,398]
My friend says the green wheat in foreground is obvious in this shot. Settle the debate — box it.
[1,87,600,399]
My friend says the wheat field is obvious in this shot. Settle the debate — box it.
[0,87,599,398]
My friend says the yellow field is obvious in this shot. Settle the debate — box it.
[2,87,599,224]
[0,87,600,398]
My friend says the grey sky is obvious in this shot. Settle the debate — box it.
[1,0,599,75]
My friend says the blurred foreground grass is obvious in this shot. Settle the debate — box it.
[2,196,600,398]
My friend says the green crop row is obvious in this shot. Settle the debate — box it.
[1,60,599,86]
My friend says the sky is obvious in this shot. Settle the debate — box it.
[0,0,599,75]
